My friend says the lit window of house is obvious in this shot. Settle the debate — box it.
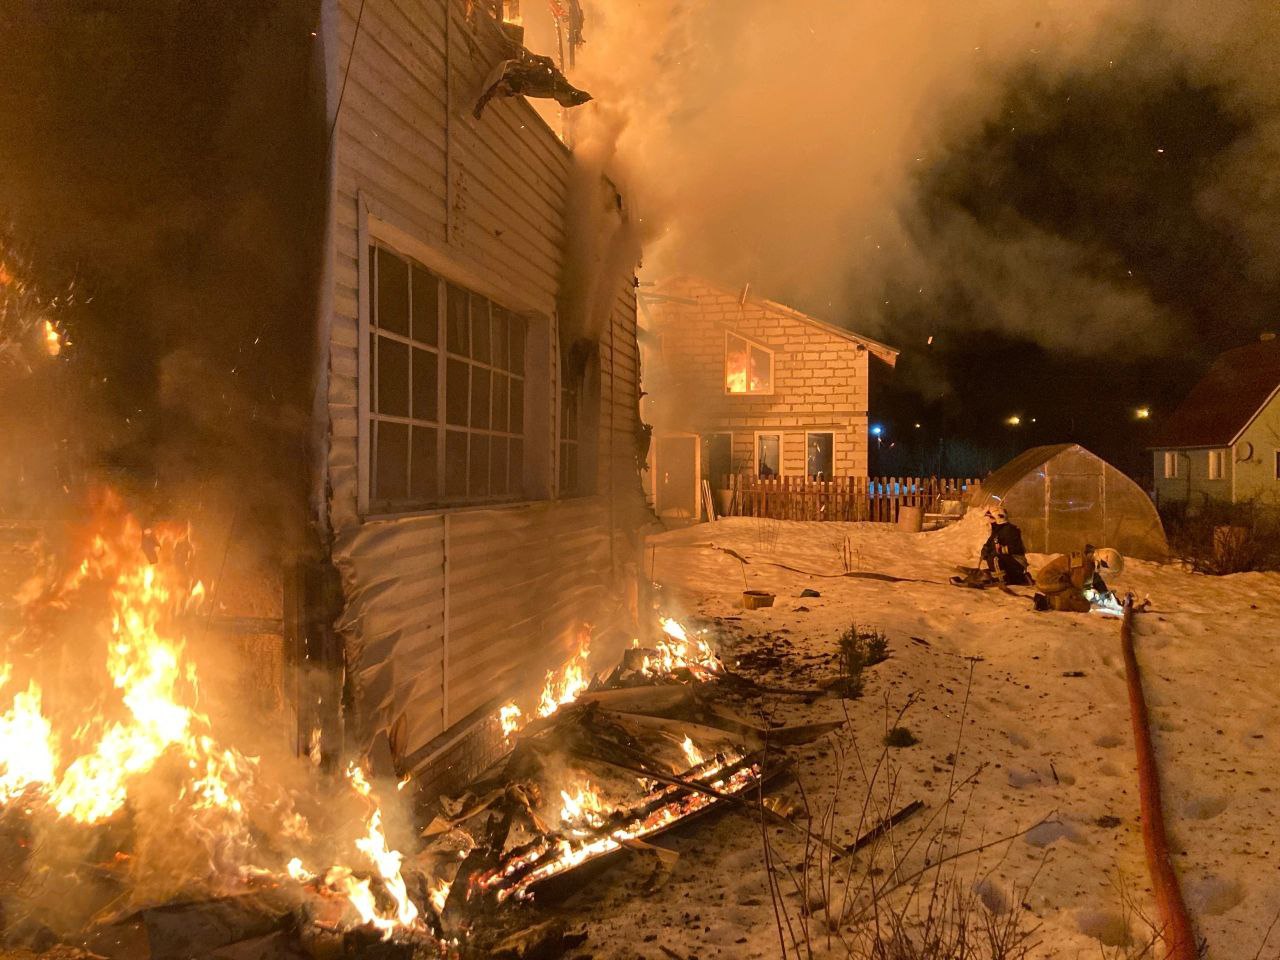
[368,244,525,511]
[1163,451,1178,479]
[725,333,773,394]
[1208,448,1226,480]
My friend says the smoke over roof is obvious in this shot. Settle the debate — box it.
[553,1,1280,364]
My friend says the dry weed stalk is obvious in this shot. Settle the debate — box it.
[758,663,1049,960]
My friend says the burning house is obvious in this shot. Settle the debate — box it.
[0,0,660,952]
[640,276,898,519]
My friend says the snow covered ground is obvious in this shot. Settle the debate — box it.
[545,513,1280,959]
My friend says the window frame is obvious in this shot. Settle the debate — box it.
[558,364,582,498]
[1162,451,1179,479]
[754,431,783,478]
[724,331,775,396]
[1207,448,1227,481]
[357,197,545,518]
[805,431,836,480]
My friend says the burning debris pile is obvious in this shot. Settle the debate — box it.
[0,497,823,959]
[0,493,431,957]
[414,616,847,954]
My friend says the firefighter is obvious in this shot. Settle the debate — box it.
[978,505,1032,585]
[1033,545,1123,612]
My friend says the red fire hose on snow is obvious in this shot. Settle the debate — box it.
[1119,596,1197,959]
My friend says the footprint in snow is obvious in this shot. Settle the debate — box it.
[1183,795,1230,820]
[1076,908,1133,947]
[1094,733,1124,749]
[1025,820,1082,847]
[1187,875,1245,916]
[1006,768,1042,788]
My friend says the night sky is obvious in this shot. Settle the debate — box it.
[870,33,1277,480]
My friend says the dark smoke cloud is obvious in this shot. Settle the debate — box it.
[0,1,327,556]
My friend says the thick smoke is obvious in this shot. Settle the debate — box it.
[546,1,1280,363]
[0,1,327,554]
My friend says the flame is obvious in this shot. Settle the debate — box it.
[644,617,723,678]
[286,857,313,882]
[0,494,430,939]
[679,736,704,769]
[558,781,607,832]
[428,877,451,914]
[478,750,757,902]
[0,679,57,802]
[536,632,591,718]
[499,702,522,738]
[330,763,422,938]
[49,531,206,824]
[42,319,62,356]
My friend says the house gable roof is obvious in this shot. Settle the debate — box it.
[1150,338,1280,449]
[645,275,899,366]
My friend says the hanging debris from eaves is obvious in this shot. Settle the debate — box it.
[473,19,592,119]
[474,47,592,118]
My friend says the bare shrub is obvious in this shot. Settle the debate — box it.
[1159,499,1280,574]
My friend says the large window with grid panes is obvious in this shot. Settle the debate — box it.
[367,244,525,512]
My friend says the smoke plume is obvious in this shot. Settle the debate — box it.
[546,1,1280,363]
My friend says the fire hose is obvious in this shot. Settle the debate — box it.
[1119,595,1197,959]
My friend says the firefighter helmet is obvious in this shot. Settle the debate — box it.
[1095,547,1124,575]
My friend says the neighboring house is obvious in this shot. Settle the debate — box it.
[1149,334,1280,507]
[318,0,646,785]
[640,276,897,518]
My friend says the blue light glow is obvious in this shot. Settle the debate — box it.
[870,424,884,437]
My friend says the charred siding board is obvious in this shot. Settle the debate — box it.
[334,515,447,757]
[332,502,612,758]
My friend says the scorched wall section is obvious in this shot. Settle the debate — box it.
[323,0,643,773]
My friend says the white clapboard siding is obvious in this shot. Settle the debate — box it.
[325,0,645,764]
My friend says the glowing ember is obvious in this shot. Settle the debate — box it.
[480,752,758,902]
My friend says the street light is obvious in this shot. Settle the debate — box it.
[1005,415,1022,427]
[1135,406,1151,420]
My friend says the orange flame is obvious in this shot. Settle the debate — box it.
[42,319,62,357]
[0,493,429,937]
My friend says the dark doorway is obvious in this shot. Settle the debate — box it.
[656,435,698,518]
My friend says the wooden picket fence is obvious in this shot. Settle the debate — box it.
[723,475,979,523]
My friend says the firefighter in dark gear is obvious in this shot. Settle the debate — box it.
[1033,545,1122,612]
[978,505,1032,585]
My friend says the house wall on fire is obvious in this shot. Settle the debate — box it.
[641,277,897,515]
[319,0,645,781]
